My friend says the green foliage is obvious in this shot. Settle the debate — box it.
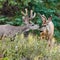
[0,16,9,24]
[0,34,60,60]
[0,15,23,26]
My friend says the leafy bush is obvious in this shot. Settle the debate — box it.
[0,34,60,60]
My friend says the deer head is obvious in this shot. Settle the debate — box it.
[21,8,39,31]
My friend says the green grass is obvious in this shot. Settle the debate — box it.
[0,34,60,60]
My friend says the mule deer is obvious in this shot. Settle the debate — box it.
[39,14,54,46]
[0,8,39,40]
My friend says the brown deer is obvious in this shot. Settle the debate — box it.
[0,8,39,40]
[39,14,54,46]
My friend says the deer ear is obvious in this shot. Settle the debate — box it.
[48,16,52,21]
[41,14,47,23]
[41,14,47,20]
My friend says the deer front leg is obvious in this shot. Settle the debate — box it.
[48,35,54,48]
[0,33,5,40]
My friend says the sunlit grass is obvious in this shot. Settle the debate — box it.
[0,34,60,60]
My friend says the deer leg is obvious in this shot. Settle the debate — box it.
[50,37,54,48]
[48,40,51,47]
[0,35,3,40]
[10,34,16,41]
[0,33,4,40]
[48,36,54,48]
[24,31,29,37]
[1,34,6,40]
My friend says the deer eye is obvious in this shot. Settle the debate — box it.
[32,24,34,26]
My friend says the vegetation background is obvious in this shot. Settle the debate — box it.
[0,0,60,60]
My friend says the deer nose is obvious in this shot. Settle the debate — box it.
[40,30,43,32]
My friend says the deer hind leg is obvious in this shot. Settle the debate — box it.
[0,33,5,40]
[1,34,7,40]
[47,36,54,48]
[0,36,3,40]
[10,35,16,41]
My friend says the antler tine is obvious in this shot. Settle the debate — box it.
[30,10,36,19]
[25,8,28,16]
[38,13,47,20]
[21,8,28,16]
[38,13,45,18]
[41,15,47,20]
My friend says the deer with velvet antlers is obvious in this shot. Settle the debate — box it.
[39,14,54,46]
[0,8,39,40]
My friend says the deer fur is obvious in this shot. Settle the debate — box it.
[0,24,26,39]
[47,16,54,40]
